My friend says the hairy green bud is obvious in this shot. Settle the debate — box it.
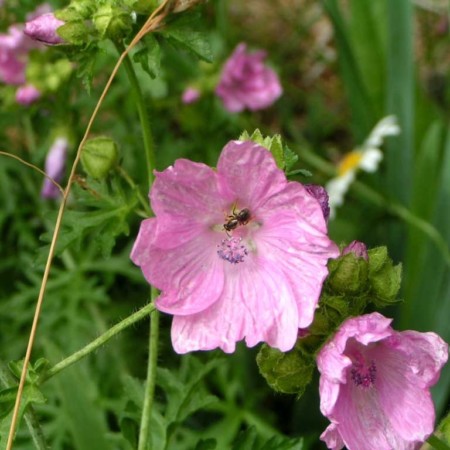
[367,247,402,307]
[326,252,369,296]
[256,341,315,396]
[81,136,118,179]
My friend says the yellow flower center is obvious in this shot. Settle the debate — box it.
[337,151,363,176]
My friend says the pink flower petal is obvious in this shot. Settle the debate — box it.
[217,140,287,210]
[320,424,345,450]
[131,219,225,316]
[171,259,299,353]
[151,159,225,223]
[373,342,435,442]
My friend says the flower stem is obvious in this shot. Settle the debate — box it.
[138,287,160,450]
[115,41,161,450]
[40,302,155,383]
[116,42,156,187]
[427,434,450,450]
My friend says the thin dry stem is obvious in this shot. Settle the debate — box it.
[6,2,172,448]
[0,150,64,195]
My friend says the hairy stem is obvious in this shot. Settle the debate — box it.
[427,434,450,450]
[118,44,156,187]
[138,288,160,450]
[40,302,156,383]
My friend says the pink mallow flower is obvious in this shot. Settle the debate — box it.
[16,84,41,105]
[131,140,339,353]
[41,137,68,199]
[215,43,282,113]
[24,12,65,45]
[317,312,448,450]
[0,25,34,85]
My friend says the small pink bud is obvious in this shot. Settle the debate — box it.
[16,84,41,105]
[342,240,368,260]
[24,13,65,45]
[182,87,201,104]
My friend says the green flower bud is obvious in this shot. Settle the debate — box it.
[367,247,402,307]
[256,341,315,396]
[326,252,369,296]
[93,5,132,41]
[81,136,118,179]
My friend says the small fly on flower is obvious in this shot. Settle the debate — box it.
[223,206,251,233]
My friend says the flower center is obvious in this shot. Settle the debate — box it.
[217,237,248,264]
[350,352,377,388]
[338,151,363,176]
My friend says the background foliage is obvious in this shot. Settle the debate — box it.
[0,0,449,449]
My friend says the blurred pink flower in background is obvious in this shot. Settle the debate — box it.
[0,25,35,85]
[215,43,282,113]
[16,84,41,105]
[181,86,201,104]
[131,140,338,353]
[41,137,68,199]
[317,312,448,450]
[24,12,65,45]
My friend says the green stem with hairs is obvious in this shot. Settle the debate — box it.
[116,43,156,187]
[138,288,160,450]
[116,41,160,450]
[40,302,156,383]
[427,434,450,450]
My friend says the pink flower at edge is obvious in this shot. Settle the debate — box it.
[131,140,339,354]
[317,312,449,450]
[41,137,68,199]
[16,84,41,105]
[215,43,282,113]
[0,26,31,85]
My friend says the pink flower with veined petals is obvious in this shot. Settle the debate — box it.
[131,140,339,353]
[317,313,448,450]
[215,43,282,113]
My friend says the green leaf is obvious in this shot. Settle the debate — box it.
[0,385,46,449]
[133,35,162,79]
[38,179,137,262]
[283,146,299,173]
[163,14,213,63]
[194,438,217,450]
[231,427,305,450]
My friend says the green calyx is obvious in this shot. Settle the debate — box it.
[81,136,119,179]
[256,340,315,396]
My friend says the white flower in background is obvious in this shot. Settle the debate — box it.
[326,115,400,218]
